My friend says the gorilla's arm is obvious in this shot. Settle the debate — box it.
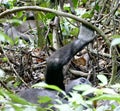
[45,24,95,90]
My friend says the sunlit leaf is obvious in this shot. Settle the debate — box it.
[38,96,52,104]
[72,0,78,8]
[82,11,93,18]
[74,84,92,91]
[110,83,120,88]
[2,57,8,62]
[94,3,100,11]
[6,19,23,26]
[32,82,63,93]
[16,11,23,18]
[111,38,120,47]
[90,94,120,102]
[97,74,108,86]
[0,31,14,45]
[81,0,87,4]
[94,89,104,96]
[114,106,120,111]
[82,87,96,96]
[45,13,56,19]
[54,104,72,111]
[102,88,117,95]
[111,35,120,38]
[8,93,33,105]
[0,69,5,78]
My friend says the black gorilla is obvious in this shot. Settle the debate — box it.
[19,77,91,108]
[19,24,95,107]
[45,24,95,90]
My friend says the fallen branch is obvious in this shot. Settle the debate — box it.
[69,69,89,76]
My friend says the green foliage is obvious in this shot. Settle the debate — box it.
[60,18,79,43]
[16,11,23,19]
[91,94,120,102]
[0,19,22,26]
[10,19,23,27]
[0,88,43,111]
[1,57,9,62]
[94,3,100,11]
[3,0,17,9]
[0,69,5,79]
[72,0,78,8]
[0,0,120,111]
[38,0,50,7]
[111,35,120,39]
[38,96,52,105]
[82,10,94,19]
[0,31,14,45]
[1,80,120,111]
[110,35,120,56]
[97,74,108,86]
[81,0,87,4]
[32,82,64,93]
[111,35,120,47]
[79,0,87,6]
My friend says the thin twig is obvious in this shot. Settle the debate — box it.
[69,69,89,76]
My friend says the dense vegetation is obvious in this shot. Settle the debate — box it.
[0,0,120,111]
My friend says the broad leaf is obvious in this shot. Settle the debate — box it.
[111,38,120,47]
[0,31,14,45]
[97,74,108,86]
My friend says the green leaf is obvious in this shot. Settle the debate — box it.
[82,11,93,18]
[0,88,31,105]
[115,106,120,111]
[102,88,117,95]
[0,88,44,111]
[39,0,50,7]
[72,0,78,8]
[70,27,79,36]
[11,104,25,111]
[97,74,108,86]
[82,87,96,96]
[0,69,5,78]
[54,104,72,111]
[94,3,100,11]
[110,83,120,89]
[32,82,63,93]
[2,57,8,62]
[95,89,104,96]
[7,19,23,26]
[16,11,23,18]
[4,76,15,83]
[111,35,120,38]
[111,38,120,47]
[38,96,52,104]
[81,0,87,4]
[73,84,92,92]
[32,82,46,88]
[8,93,33,105]
[0,31,14,45]
[13,80,22,87]
[90,94,120,102]
[45,13,56,19]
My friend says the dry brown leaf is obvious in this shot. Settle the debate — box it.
[73,56,86,66]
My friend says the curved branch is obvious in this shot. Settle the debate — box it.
[0,6,109,46]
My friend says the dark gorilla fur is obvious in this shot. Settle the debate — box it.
[19,24,95,108]
[45,24,95,90]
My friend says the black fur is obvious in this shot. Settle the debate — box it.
[19,24,95,108]
[45,24,95,90]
